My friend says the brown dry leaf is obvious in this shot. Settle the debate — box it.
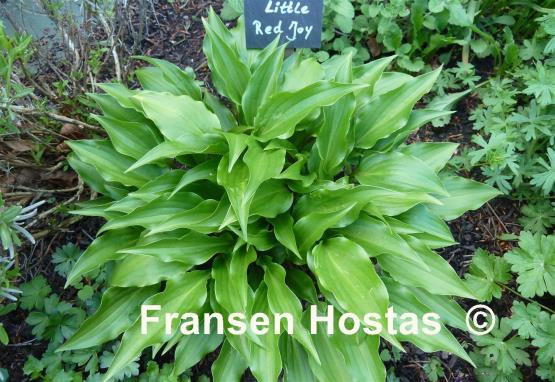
[60,123,86,139]
[367,37,381,57]
[56,142,70,153]
[4,140,33,153]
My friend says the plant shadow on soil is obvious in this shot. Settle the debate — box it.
[0,0,529,380]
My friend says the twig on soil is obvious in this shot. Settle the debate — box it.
[97,9,122,82]
[25,179,84,229]
[500,283,555,315]
[6,339,38,347]
[4,105,101,131]
[12,185,81,194]
[486,202,509,234]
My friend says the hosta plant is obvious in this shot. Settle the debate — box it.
[61,10,500,381]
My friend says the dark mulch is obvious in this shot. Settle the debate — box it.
[0,0,525,381]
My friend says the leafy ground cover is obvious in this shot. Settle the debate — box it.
[0,0,553,381]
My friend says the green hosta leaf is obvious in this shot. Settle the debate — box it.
[218,142,285,237]
[128,170,185,202]
[204,91,238,131]
[97,83,141,111]
[132,92,221,141]
[223,132,249,172]
[362,186,442,216]
[272,213,301,259]
[373,72,413,97]
[356,151,447,196]
[59,286,157,351]
[89,93,146,122]
[302,305,351,382]
[203,18,251,104]
[427,88,472,114]
[171,159,219,197]
[385,279,473,365]
[67,154,129,200]
[66,228,140,287]
[355,68,440,148]
[332,332,385,382]
[280,336,316,382]
[67,140,163,187]
[147,197,229,235]
[373,109,454,152]
[281,55,324,92]
[128,139,224,172]
[295,202,358,253]
[110,255,190,287]
[103,271,209,382]
[399,142,458,173]
[275,156,316,187]
[212,248,257,314]
[353,55,396,99]
[248,283,282,382]
[242,41,285,125]
[338,214,425,269]
[311,237,396,346]
[99,193,203,233]
[315,55,356,179]
[232,221,276,251]
[262,259,319,363]
[250,180,293,219]
[118,231,232,264]
[427,176,501,220]
[211,340,247,382]
[379,237,475,299]
[136,67,184,95]
[172,320,224,376]
[133,56,202,100]
[397,205,456,248]
[92,115,161,160]
[254,81,366,141]
[285,268,318,304]
[411,288,468,331]
[464,249,511,302]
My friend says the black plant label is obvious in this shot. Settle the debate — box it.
[244,0,324,49]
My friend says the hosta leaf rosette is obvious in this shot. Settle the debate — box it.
[61,10,500,382]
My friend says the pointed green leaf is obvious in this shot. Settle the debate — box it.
[66,228,140,287]
[110,254,190,287]
[399,142,458,173]
[355,68,441,148]
[133,55,202,100]
[132,92,221,142]
[119,231,232,264]
[262,259,319,363]
[242,42,285,125]
[92,115,161,160]
[59,286,157,351]
[103,271,209,382]
[255,81,366,141]
[67,140,163,187]
[212,340,247,382]
[356,151,447,195]
[427,176,501,220]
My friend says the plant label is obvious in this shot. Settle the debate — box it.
[244,0,323,49]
